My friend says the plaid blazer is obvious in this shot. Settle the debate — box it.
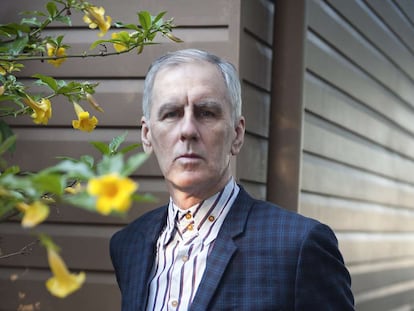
[110,187,354,311]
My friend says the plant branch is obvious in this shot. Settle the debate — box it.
[0,45,141,62]
[0,240,39,259]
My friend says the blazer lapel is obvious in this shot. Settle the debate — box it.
[189,188,253,311]
[129,207,168,311]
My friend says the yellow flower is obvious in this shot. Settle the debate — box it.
[72,102,98,132]
[64,182,82,194]
[111,32,129,53]
[0,66,5,76]
[0,85,4,96]
[23,97,52,125]
[87,173,137,215]
[86,93,104,112]
[46,43,67,67]
[46,247,86,298]
[16,201,50,228]
[83,6,111,37]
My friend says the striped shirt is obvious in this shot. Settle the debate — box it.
[145,179,239,311]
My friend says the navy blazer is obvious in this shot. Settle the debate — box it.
[110,187,354,310]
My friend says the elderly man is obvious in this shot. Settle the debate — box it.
[110,49,354,311]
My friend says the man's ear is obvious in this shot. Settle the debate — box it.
[231,116,245,156]
[141,117,153,154]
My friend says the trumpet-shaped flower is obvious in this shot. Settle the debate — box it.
[23,97,52,125]
[83,6,111,37]
[46,43,67,67]
[72,102,98,132]
[46,247,86,298]
[86,93,104,112]
[16,201,50,228]
[87,173,137,215]
[111,32,129,53]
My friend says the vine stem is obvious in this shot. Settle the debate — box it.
[0,240,39,260]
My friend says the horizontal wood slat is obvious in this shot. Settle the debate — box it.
[337,232,414,264]
[241,0,274,45]
[0,267,120,311]
[303,114,414,185]
[350,259,414,295]
[325,0,414,80]
[239,33,272,91]
[242,83,270,138]
[300,193,414,233]
[0,0,236,26]
[46,178,168,225]
[4,128,162,175]
[304,74,414,160]
[7,79,144,127]
[17,28,231,78]
[0,223,117,271]
[306,32,414,135]
[308,0,414,107]
[237,134,268,183]
[395,0,414,25]
[301,153,414,210]
[364,0,414,53]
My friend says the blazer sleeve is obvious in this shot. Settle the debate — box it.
[294,223,355,310]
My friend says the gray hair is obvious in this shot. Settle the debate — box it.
[142,49,242,123]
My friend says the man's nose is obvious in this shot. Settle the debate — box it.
[180,112,199,141]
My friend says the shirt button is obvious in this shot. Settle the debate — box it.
[208,215,215,222]
[185,213,192,219]
[187,224,194,231]
[182,255,189,262]
[171,300,178,307]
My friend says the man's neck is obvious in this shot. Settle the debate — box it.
[167,177,233,210]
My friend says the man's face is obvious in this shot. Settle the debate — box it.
[141,60,244,199]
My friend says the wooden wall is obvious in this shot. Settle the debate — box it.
[0,1,273,310]
[300,0,414,309]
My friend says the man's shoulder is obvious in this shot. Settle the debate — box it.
[238,188,324,236]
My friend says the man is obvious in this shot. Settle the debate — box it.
[110,49,354,311]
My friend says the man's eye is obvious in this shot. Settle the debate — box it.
[163,111,179,119]
[198,110,215,118]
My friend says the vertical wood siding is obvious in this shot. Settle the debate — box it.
[300,0,414,309]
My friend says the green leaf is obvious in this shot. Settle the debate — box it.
[46,160,94,179]
[80,155,94,168]
[55,15,72,26]
[0,134,16,156]
[64,192,97,213]
[0,120,16,153]
[2,165,20,175]
[138,11,152,30]
[91,141,110,155]
[21,17,41,27]
[7,35,29,55]
[46,1,58,18]
[109,132,128,154]
[32,172,65,196]
[131,192,157,203]
[153,11,167,24]
[114,22,139,31]
[32,74,58,92]
[119,143,140,155]
[97,154,123,175]
[122,153,148,176]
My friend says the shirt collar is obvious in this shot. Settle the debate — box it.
[163,178,239,246]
